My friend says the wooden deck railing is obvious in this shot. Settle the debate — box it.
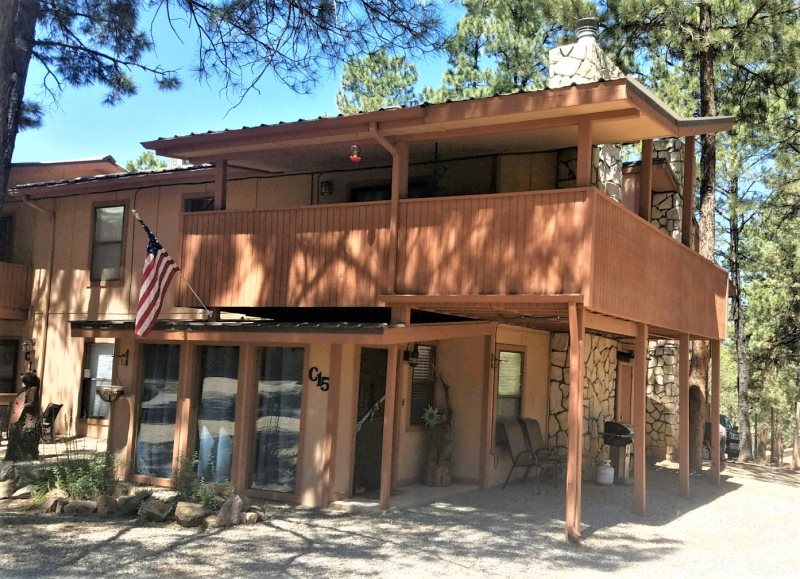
[0,262,33,320]
[178,188,728,338]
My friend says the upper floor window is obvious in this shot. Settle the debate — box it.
[184,196,215,212]
[91,205,125,281]
[0,215,13,262]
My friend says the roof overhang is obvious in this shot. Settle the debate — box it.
[142,77,734,165]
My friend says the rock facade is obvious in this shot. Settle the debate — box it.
[548,332,618,474]
[547,38,624,89]
[555,145,622,202]
[651,138,686,240]
[647,339,680,459]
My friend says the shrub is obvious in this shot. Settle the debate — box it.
[36,451,117,500]
[171,452,231,511]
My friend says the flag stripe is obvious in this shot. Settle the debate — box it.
[134,215,180,337]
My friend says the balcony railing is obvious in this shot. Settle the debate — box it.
[178,188,728,338]
[0,262,33,320]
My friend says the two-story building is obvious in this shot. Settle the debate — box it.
[4,23,731,540]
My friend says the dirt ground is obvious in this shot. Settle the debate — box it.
[1,460,798,578]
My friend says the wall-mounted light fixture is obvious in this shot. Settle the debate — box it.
[349,144,362,163]
[319,180,334,196]
[115,349,129,366]
[403,344,420,368]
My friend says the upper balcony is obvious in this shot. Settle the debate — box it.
[0,261,33,320]
[177,187,728,340]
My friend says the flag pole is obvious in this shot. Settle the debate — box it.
[132,209,212,320]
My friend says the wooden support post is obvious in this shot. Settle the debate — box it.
[682,136,695,247]
[679,333,690,498]
[480,330,497,489]
[379,346,400,511]
[323,344,343,504]
[214,158,228,210]
[633,322,648,515]
[576,122,593,187]
[639,139,653,222]
[565,303,585,542]
[710,340,721,485]
[231,344,256,492]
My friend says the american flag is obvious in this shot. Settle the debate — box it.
[134,213,179,337]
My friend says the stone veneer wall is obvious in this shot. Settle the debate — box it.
[651,138,686,240]
[548,332,618,474]
[555,145,623,201]
[647,340,680,460]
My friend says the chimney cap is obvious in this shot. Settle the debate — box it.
[576,17,599,43]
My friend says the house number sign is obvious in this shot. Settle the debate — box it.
[308,367,331,391]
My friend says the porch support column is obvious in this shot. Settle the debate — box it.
[682,136,695,247]
[679,333,691,497]
[379,345,400,511]
[371,123,408,294]
[639,139,653,222]
[633,322,648,515]
[576,121,593,187]
[710,339,721,485]
[565,302,585,542]
[214,158,228,210]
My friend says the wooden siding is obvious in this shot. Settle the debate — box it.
[590,193,728,338]
[0,262,32,319]
[396,189,592,295]
[179,202,390,308]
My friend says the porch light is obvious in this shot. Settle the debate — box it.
[403,344,420,368]
[349,144,362,163]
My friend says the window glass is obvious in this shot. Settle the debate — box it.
[0,340,18,393]
[252,347,304,492]
[81,342,114,419]
[496,350,523,420]
[0,215,13,262]
[196,346,238,483]
[184,197,215,212]
[409,345,436,426]
[91,205,125,281]
[135,344,180,478]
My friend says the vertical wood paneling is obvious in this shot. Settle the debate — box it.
[0,262,32,318]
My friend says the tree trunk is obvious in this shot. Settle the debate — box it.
[793,393,799,470]
[756,424,767,463]
[730,202,754,462]
[0,0,40,205]
[689,385,705,472]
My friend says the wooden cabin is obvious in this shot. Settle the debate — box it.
[2,28,731,541]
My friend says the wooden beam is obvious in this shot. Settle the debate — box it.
[710,339,721,485]
[380,293,584,305]
[323,344,343,504]
[682,136,696,247]
[231,344,256,491]
[633,322,648,515]
[565,302,585,542]
[576,121,593,187]
[639,139,653,222]
[214,159,227,210]
[679,333,690,498]
[479,332,497,489]
[584,311,638,338]
[379,346,400,511]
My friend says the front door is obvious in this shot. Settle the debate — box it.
[353,348,387,496]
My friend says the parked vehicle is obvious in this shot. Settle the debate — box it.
[720,414,740,460]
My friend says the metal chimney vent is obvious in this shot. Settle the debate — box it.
[575,17,599,45]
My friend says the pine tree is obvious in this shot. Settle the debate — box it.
[335,51,419,115]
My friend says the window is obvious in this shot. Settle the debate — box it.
[252,347,304,492]
[184,196,215,212]
[80,342,114,419]
[91,205,125,281]
[496,350,524,420]
[409,345,436,426]
[135,344,180,478]
[0,340,19,393]
[0,215,13,262]
[196,346,239,483]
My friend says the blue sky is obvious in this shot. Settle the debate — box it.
[14,7,460,166]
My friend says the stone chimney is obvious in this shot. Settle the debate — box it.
[551,19,625,201]
[547,18,624,88]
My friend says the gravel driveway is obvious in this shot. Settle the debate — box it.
[1,461,798,578]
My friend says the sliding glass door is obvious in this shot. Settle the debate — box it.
[196,346,239,483]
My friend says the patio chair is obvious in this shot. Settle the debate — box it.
[520,418,561,492]
[498,418,538,490]
[41,403,63,443]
